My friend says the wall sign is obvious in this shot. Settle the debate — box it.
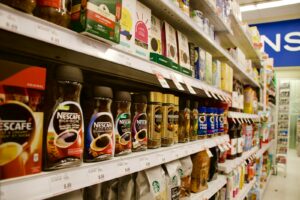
[253,19,300,67]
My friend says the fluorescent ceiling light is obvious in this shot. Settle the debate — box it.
[241,0,300,12]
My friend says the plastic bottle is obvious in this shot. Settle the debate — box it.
[179,98,190,143]
[190,101,199,141]
[207,107,215,137]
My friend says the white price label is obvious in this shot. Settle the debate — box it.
[36,24,60,45]
[206,148,213,157]
[4,14,18,33]
[154,72,170,88]
[218,144,225,152]
[217,94,225,101]
[49,173,73,194]
[204,89,212,98]
[140,157,152,168]
[88,167,106,184]
[226,142,232,149]
[173,151,180,159]
[210,91,219,100]
[222,143,229,151]
[184,80,197,94]
[232,118,237,124]
[171,74,184,91]
[118,161,131,176]
[158,153,167,163]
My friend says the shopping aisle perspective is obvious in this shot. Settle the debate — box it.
[264,150,300,200]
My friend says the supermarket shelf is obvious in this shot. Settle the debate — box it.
[0,135,229,200]
[269,102,276,109]
[268,89,276,97]
[189,0,233,33]
[220,13,263,69]
[138,1,260,88]
[219,146,259,174]
[256,140,275,158]
[235,177,256,200]
[0,4,232,102]
[191,175,227,200]
[260,173,272,199]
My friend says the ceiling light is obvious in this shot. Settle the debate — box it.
[241,0,300,12]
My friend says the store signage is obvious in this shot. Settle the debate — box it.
[254,19,300,67]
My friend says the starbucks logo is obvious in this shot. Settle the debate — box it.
[172,175,178,185]
[178,168,184,177]
[152,180,160,193]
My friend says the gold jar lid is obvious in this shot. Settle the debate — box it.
[174,96,179,105]
[162,94,174,104]
[149,92,163,102]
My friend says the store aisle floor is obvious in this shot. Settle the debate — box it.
[263,149,300,200]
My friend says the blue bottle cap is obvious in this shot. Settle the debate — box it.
[198,106,206,113]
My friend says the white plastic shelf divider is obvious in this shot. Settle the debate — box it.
[0,135,229,200]
[0,3,232,101]
[259,173,272,199]
[219,146,259,174]
[235,177,256,200]
[132,1,259,88]
[256,140,275,158]
[190,175,227,200]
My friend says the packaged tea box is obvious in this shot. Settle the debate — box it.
[150,15,162,55]
[194,47,206,81]
[162,21,178,64]
[136,166,167,200]
[71,0,122,44]
[179,156,193,198]
[212,59,221,88]
[0,59,46,180]
[205,51,213,85]
[116,0,136,53]
[190,150,211,193]
[177,31,191,70]
[163,160,181,200]
[43,65,84,170]
[134,1,151,59]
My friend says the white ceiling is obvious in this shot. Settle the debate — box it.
[241,1,300,24]
[239,0,279,6]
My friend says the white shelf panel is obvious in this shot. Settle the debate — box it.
[130,1,260,87]
[228,111,260,122]
[0,3,233,101]
[0,135,229,200]
[260,173,272,199]
[256,140,275,158]
[190,175,227,200]
[219,146,259,174]
[235,177,256,200]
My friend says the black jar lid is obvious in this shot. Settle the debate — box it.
[115,91,131,102]
[94,86,113,99]
[56,65,83,83]
[132,94,147,104]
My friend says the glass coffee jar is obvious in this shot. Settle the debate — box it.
[1,0,36,13]
[35,0,72,27]
[162,94,175,147]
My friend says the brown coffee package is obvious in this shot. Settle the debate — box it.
[118,174,135,200]
[190,151,211,193]
[102,179,119,200]
[0,59,46,180]
[179,156,193,198]
[136,166,167,200]
[83,183,102,200]
[164,160,181,200]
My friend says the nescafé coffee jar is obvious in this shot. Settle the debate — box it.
[44,65,84,170]
[162,94,175,147]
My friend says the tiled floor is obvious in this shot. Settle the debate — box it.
[263,149,300,200]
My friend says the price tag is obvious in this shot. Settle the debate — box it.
[204,89,212,98]
[217,94,225,101]
[36,24,61,45]
[226,142,232,149]
[87,167,106,184]
[173,150,181,159]
[206,148,213,157]
[237,118,242,124]
[171,73,184,91]
[4,14,18,33]
[222,143,229,151]
[232,118,237,124]
[140,157,152,168]
[184,80,197,94]
[218,144,225,152]
[49,173,73,194]
[210,91,219,100]
[158,153,167,163]
[118,161,131,176]
[154,71,170,88]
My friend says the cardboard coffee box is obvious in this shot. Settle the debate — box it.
[134,1,151,59]
[150,15,162,55]
[177,30,191,71]
[0,60,46,180]
[162,21,178,64]
[116,0,136,53]
[71,0,122,44]
[212,59,221,88]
